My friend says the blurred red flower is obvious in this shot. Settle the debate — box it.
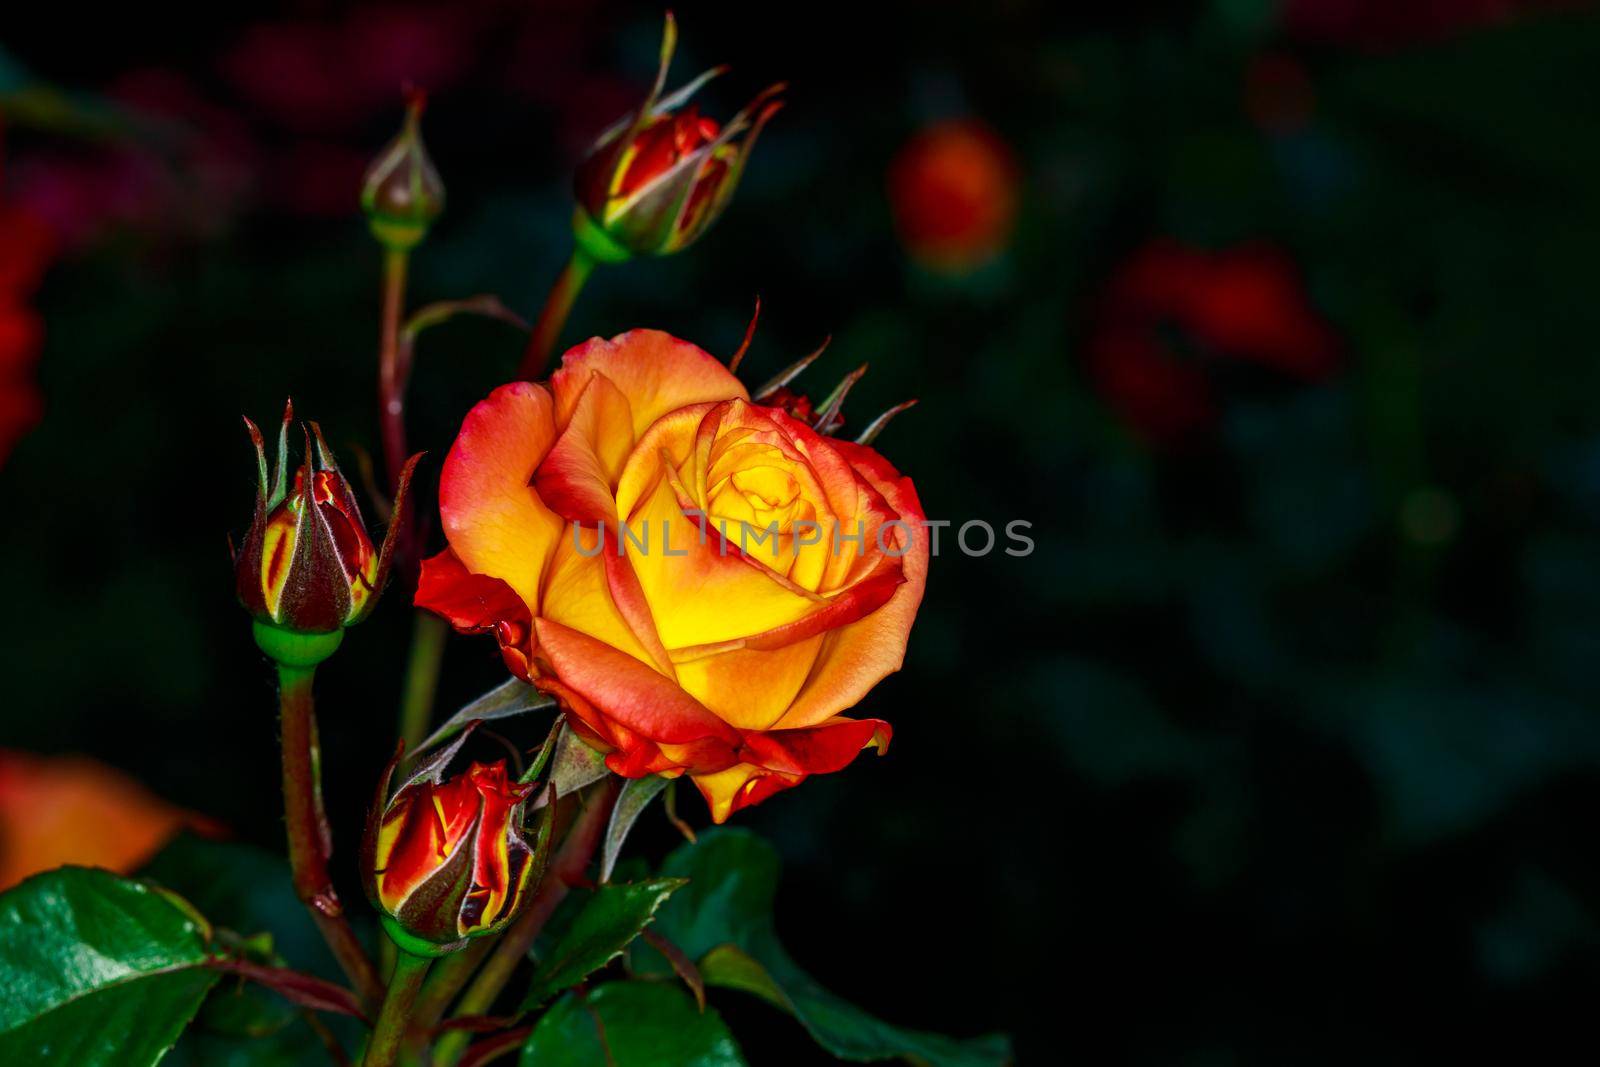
[222,7,473,135]
[0,201,55,468]
[1284,0,1581,47]
[1088,241,1338,442]
[10,70,256,247]
[0,749,220,890]
[888,119,1020,273]
[1245,53,1315,134]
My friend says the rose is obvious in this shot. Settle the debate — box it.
[362,732,538,953]
[416,329,927,822]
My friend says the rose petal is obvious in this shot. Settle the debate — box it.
[534,618,741,747]
[532,371,633,526]
[415,549,534,679]
[550,329,747,438]
[439,381,564,613]
[690,716,891,823]
[672,636,823,731]
[774,441,928,730]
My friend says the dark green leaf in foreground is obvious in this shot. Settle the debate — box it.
[143,834,335,1037]
[519,981,746,1067]
[162,1016,336,1067]
[640,829,1012,1067]
[519,877,685,1009]
[0,866,220,1065]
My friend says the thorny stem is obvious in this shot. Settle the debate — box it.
[407,935,494,1053]
[430,778,621,1067]
[363,949,432,1067]
[277,665,384,1011]
[377,246,412,494]
[516,248,595,380]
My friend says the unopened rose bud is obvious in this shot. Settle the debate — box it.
[362,733,543,955]
[571,13,782,261]
[236,402,416,656]
[361,91,445,251]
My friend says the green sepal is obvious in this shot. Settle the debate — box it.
[377,914,467,959]
[571,210,633,264]
[367,217,428,252]
[252,621,344,668]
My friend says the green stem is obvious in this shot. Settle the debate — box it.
[397,613,448,754]
[363,949,432,1067]
[277,664,384,1011]
[517,248,595,380]
[377,246,412,494]
[402,936,495,1062]
[431,778,620,1067]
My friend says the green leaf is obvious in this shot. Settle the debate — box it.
[643,829,1012,1067]
[0,866,221,1065]
[600,775,669,882]
[143,834,338,1037]
[546,723,611,797]
[520,878,685,1009]
[696,944,788,1010]
[417,677,555,756]
[519,981,746,1067]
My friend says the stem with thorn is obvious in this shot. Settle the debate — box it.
[377,246,412,495]
[276,662,384,1011]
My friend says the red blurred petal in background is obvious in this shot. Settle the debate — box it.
[888,119,1020,274]
[1283,0,1582,48]
[1088,240,1338,442]
[0,201,56,468]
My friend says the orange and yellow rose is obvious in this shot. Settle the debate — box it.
[416,329,927,821]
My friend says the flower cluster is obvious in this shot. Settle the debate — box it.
[0,13,1001,1067]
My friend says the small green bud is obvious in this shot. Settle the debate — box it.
[361,90,445,251]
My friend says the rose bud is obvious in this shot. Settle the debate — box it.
[362,732,545,955]
[571,13,783,262]
[236,402,417,652]
[361,89,445,251]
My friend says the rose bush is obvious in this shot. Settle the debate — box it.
[417,329,927,821]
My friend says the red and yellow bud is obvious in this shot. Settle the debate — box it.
[571,13,782,261]
[362,732,544,953]
[236,402,415,636]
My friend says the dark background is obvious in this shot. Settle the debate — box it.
[5,0,1600,1062]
